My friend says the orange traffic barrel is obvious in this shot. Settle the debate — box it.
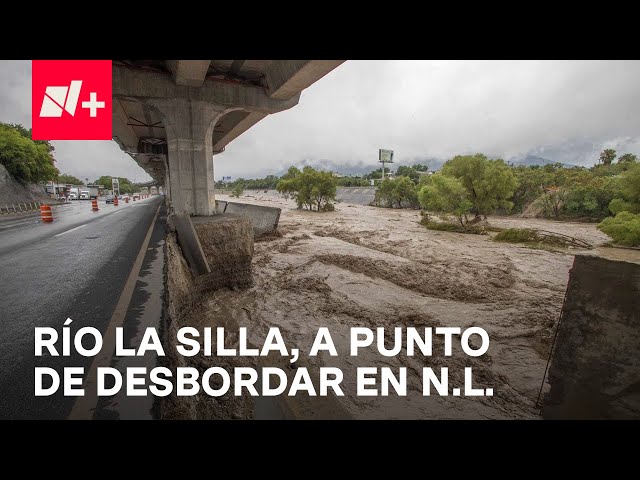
[40,204,53,223]
[91,199,99,211]
[125,197,129,203]
[114,196,119,206]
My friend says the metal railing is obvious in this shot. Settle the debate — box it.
[0,201,45,215]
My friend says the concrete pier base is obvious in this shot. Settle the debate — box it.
[168,213,253,295]
[543,254,640,419]
[191,215,254,291]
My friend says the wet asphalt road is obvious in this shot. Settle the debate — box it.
[0,196,165,420]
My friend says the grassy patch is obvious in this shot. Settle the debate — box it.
[420,218,488,235]
[597,212,640,247]
[492,228,591,250]
[520,243,566,253]
[493,228,540,243]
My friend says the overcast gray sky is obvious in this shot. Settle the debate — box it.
[2,60,639,181]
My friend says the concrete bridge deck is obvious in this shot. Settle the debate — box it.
[111,60,344,216]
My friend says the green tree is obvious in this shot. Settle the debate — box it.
[608,198,636,215]
[394,164,430,183]
[0,123,58,183]
[93,175,136,194]
[511,165,554,213]
[618,163,640,205]
[10,124,57,182]
[120,181,136,194]
[57,173,84,185]
[562,176,620,219]
[618,153,637,164]
[94,175,115,190]
[440,154,519,217]
[337,176,370,187]
[276,166,337,211]
[597,211,640,247]
[231,183,244,198]
[374,176,419,208]
[276,167,301,201]
[395,165,420,184]
[374,177,396,207]
[418,174,473,227]
[608,163,640,214]
[599,148,616,166]
[541,188,567,219]
[394,176,419,208]
[485,158,640,220]
[221,175,280,191]
[0,126,39,181]
[364,167,390,180]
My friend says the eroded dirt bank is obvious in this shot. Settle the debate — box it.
[173,191,618,419]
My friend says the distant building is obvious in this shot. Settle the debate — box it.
[45,181,75,197]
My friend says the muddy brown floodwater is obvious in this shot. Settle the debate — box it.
[194,191,626,419]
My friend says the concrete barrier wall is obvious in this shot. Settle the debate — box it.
[192,215,254,291]
[223,201,281,237]
[336,187,376,206]
[543,254,640,419]
[215,200,228,214]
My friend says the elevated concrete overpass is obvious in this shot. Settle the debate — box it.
[112,60,344,215]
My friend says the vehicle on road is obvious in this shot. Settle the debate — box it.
[68,193,78,200]
[87,186,100,199]
[133,193,141,201]
[68,187,80,198]
[105,194,114,204]
[80,190,90,200]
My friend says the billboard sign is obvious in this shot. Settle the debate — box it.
[379,149,394,163]
[112,177,120,196]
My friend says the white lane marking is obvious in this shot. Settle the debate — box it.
[54,224,87,237]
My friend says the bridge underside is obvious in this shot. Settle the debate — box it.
[112,60,343,215]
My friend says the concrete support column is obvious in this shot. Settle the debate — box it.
[161,157,170,205]
[149,98,224,216]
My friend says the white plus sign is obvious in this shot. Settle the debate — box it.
[81,92,105,117]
